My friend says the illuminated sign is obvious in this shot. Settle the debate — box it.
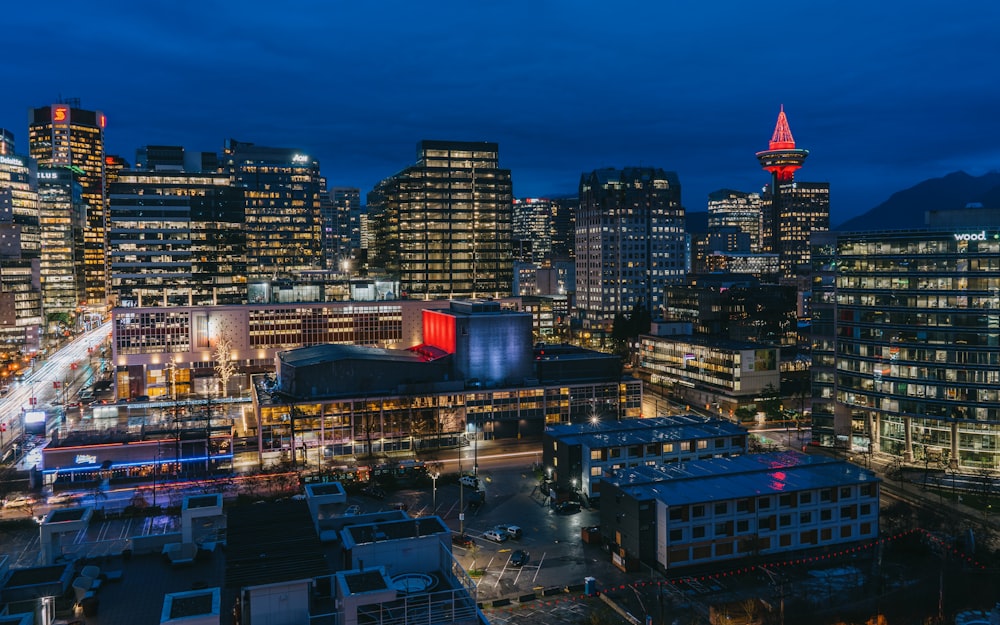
[291,154,309,164]
[52,106,69,123]
[37,171,59,180]
[75,454,98,465]
[0,155,23,167]
[954,231,987,241]
[99,114,106,129]
[24,410,46,424]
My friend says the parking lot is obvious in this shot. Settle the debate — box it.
[337,463,633,602]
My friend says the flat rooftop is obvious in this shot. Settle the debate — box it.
[343,516,449,546]
[546,414,746,448]
[606,451,879,505]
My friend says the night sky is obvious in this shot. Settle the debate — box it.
[4,1,999,224]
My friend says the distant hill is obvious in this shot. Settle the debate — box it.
[836,171,1000,231]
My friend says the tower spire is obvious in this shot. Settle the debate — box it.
[756,106,808,182]
[769,105,796,150]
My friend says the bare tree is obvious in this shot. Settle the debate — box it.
[214,336,237,398]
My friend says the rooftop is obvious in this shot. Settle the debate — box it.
[225,499,330,589]
[546,415,746,449]
[278,343,426,368]
[606,451,879,505]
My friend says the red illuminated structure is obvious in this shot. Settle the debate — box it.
[755,105,809,182]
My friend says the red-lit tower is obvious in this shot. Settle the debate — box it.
[756,105,809,183]
[755,106,829,278]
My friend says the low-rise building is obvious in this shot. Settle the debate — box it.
[599,452,879,572]
[542,415,747,499]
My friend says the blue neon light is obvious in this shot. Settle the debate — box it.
[42,454,234,475]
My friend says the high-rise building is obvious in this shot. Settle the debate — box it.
[108,170,246,307]
[575,167,685,328]
[755,107,830,278]
[513,198,556,263]
[811,215,1000,469]
[38,167,85,318]
[223,140,323,281]
[135,145,218,173]
[0,145,42,351]
[707,189,762,252]
[324,186,361,271]
[368,140,513,299]
[28,102,107,306]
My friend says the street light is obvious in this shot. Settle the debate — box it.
[430,469,440,511]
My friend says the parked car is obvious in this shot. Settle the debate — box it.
[482,529,508,543]
[509,549,529,567]
[344,505,361,516]
[361,484,386,499]
[459,475,482,490]
[555,501,581,514]
[495,524,522,539]
[451,533,473,547]
[390,502,408,511]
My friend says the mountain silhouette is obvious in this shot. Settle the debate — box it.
[837,171,1000,231]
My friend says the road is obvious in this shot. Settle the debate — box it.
[0,323,110,461]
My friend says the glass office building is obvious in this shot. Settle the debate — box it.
[812,221,1000,469]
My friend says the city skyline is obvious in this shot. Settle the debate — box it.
[3,2,999,224]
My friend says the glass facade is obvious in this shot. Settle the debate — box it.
[29,105,106,306]
[38,167,85,316]
[812,228,1000,469]
[368,140,513,299]
[108,172,246,307]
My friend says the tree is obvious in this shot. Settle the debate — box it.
[214,337,237,398]
[759,383,782,422]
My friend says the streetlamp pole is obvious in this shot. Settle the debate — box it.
[430,469,440,512]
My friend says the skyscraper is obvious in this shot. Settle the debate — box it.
[324,186,361,271]
[575,167,685,328]
[707,189,763,252]
[38,167,86,318]
[28,102,107,306]
[108,170,246,307]
[223,140,323,281]
[0,140,42,351]
[369,140,513,299]
[756,107,829,278]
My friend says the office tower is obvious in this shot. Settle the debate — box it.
[223,140,322,281]
[811,215,1000,469]
[324,186,360,271]
[0,146,42,350]
[38,167,86,317]
[707,189,762,252]
[575,167,685,328]
[104,154,129,190]
[755,107,830,277]
[549,197,577,260]
[28,102,107,306]
[108,170,246,307]
[513,198,556,263]
[368,140,513,299]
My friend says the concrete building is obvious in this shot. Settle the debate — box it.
[542,415,747,499]
[637,329,780,417]
[575,167,685,327]
[599,452,879,572]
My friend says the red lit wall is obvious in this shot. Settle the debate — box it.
[422,310,456,354]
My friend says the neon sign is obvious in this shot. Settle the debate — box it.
[53,106,68,122]
[291,154,309,164]
[75,454,98,465]
[954,231,986,241]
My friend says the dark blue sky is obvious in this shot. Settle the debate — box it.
[4,1,999,224]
